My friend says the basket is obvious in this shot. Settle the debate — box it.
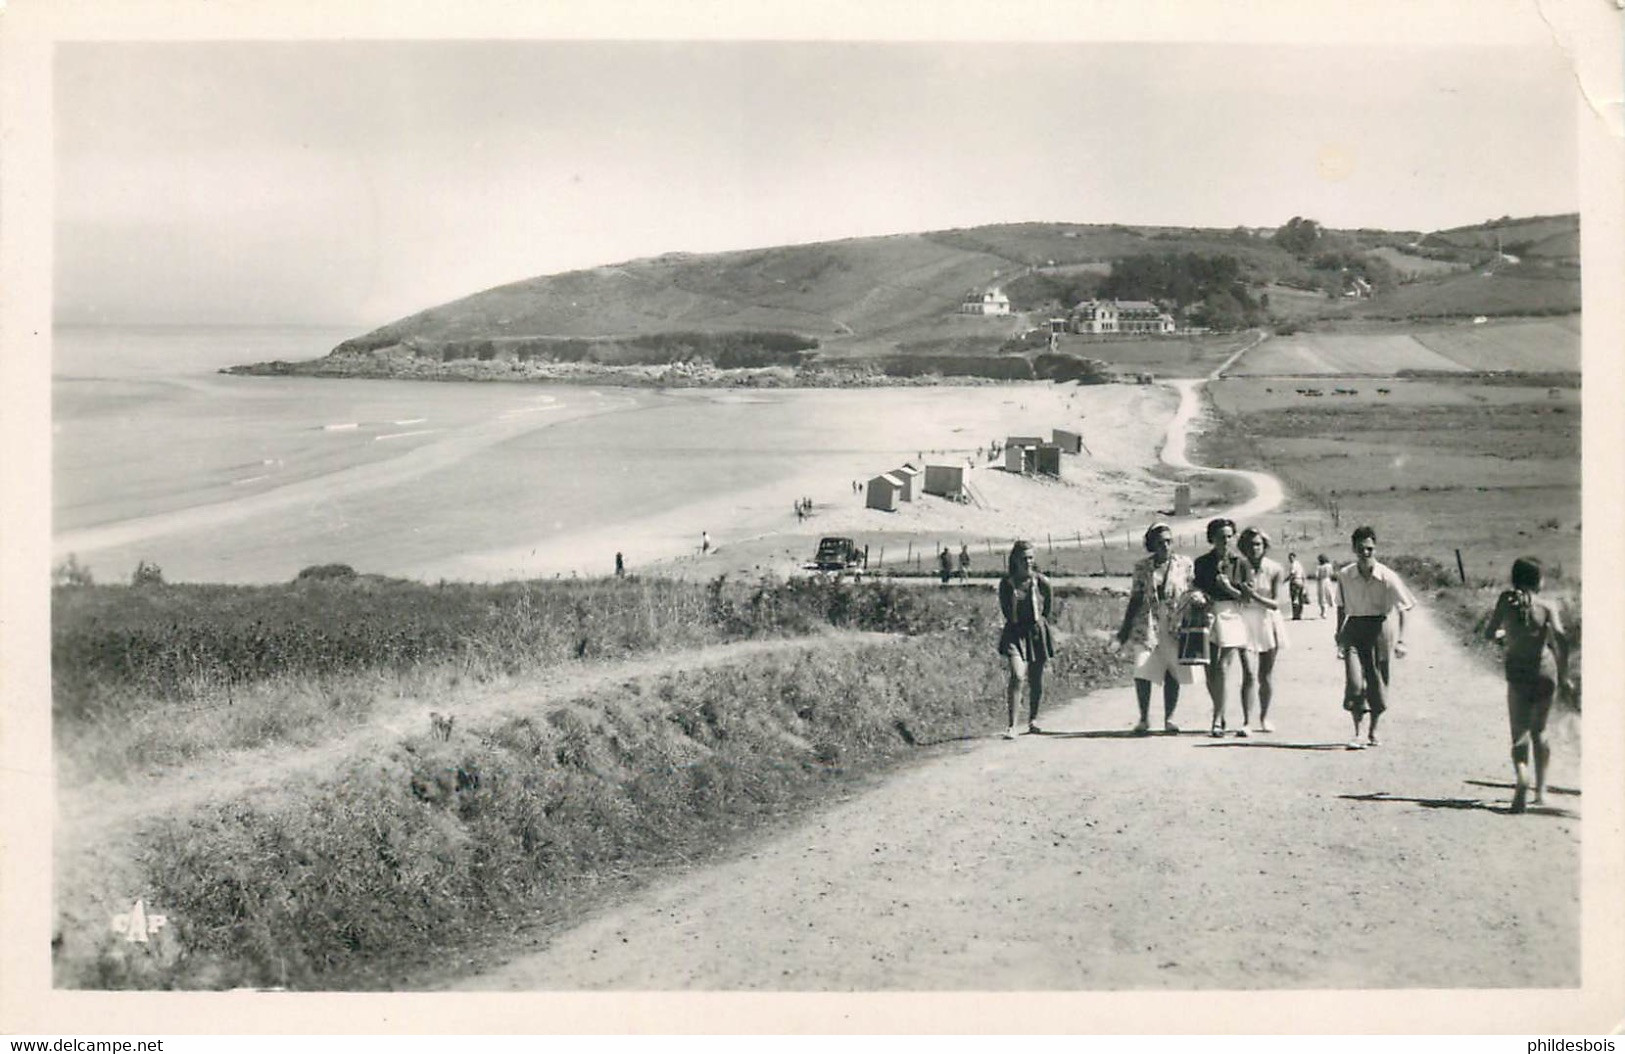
[1176,608,1211,666]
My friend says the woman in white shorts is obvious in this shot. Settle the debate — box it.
[1192,518,1253,737]
[1110,522,1195,734]
[1237,526,1289,732]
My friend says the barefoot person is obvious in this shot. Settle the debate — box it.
[1110,522,1194,735]
[1483,557,1573,812]
[1335,526,1416,749]
[1238,527,1288,733]
[1192,518,1252,737]
[997,540,1055,739]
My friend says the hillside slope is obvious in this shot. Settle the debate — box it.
[297,215,1579,369]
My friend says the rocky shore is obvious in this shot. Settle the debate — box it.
[221,351,1018,389]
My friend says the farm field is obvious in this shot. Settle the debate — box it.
[1053,331,1253,378]
[1232,317,1581,376]
[1411,317,1581,372]
[1229,332,1467,375]
[1366,246,1471,279]
[1204,375,1581,586]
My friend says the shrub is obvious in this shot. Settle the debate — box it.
[294,564,359,582]
[53,554,94,588]
[1384,554,1457,591]
[130,560,165,588]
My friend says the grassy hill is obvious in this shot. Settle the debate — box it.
[291,215,1578,378]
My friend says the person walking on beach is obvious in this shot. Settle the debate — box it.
[1483,557,1573,812]
[1335,525,1416,750]
[1109,522,1194,735]
[938,546,953,585]
[1286,551,1307,620]
[701,531,711,555]
[1238,527,1288,733]
[998,540,1055,739]
[615,551,625,578]
[957,544,971,581]
[1192,517,1252,737]
[1314,553,1335,619]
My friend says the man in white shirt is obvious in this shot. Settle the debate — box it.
[1335,525,1416,749]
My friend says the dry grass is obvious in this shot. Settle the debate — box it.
[55,581,1124,990]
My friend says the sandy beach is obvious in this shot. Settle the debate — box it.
[410,381,1183,583]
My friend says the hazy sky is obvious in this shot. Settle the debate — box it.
[54,33,1579,327]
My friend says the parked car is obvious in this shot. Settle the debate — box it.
[809,536,867,578]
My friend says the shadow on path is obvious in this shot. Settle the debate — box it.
[1196,740,1350,751]
[1464,778,1581,798]
[1339,791,1580,819]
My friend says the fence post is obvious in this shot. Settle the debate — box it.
[906,541,912,566]
[877,547,884,568]
[1098,530,1108,550]
[1455,548,1467,585]
[1047,533,1053,555]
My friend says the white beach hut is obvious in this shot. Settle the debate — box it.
[893,463,922,502]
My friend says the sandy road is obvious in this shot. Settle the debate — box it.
[454,602,1579,992]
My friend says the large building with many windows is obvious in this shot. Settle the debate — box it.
[1069,299,1176,335]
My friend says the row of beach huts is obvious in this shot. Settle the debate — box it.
[863,428,1086,512]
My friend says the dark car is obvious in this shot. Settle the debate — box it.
[810,536,866,577]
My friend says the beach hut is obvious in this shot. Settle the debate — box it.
[1004,444,1030,473]
[866,473,904,512]
[1051,428,1083,454]
[1034,443,1063,477]
[923,464,966,499]
[893,463,922,502]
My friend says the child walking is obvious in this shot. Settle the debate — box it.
[1483,557,1573,813]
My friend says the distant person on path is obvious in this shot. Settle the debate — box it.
[1315,553,1336,618]
[1286,551,1307,620]
[702,531,711,555]
[957,543,971,581]
[1192,517,1253,737]
[615,551,625,578]
[998,540,1055,739]
[1483,557,1573,813]
[1109,522,1195,735]
[1335,526,1416,750]
[938,546,953,585]
[1238,527,1289,733]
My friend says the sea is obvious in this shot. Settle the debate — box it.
[50,325,1036,584]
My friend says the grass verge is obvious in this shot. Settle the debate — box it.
[56,580,1122,989]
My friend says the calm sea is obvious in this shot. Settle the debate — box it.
[51,325,1013,584]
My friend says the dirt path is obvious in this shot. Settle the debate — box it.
[453,602,1580,991]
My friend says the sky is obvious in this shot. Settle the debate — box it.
[51,19,1582,327]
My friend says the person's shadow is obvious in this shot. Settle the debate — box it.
[1339,790,1579,818]
[1195,739,1348,751]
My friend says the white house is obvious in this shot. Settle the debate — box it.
[960,287,1011,316]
